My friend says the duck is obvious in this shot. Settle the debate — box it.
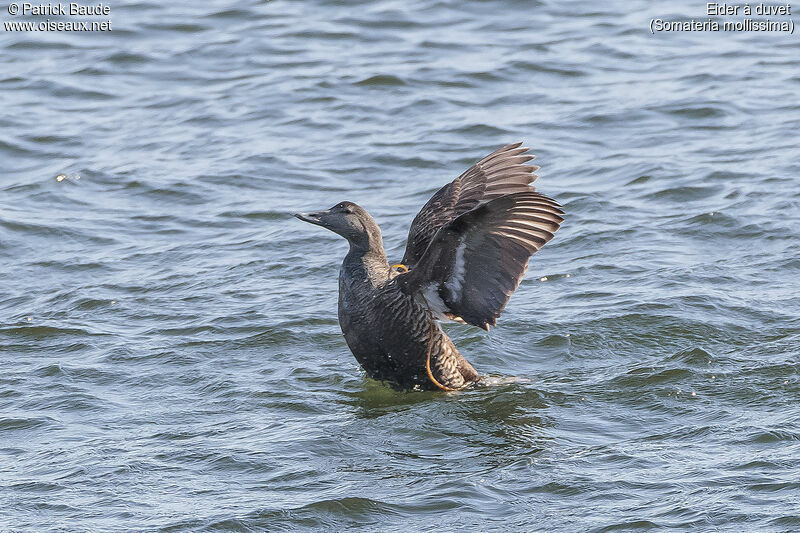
[294,142,563,391]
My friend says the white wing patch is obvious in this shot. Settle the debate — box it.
[419,278,467,324]
[415,239,470,325]
[443,239,467,299]
[420,282,449,320]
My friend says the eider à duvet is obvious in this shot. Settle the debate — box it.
[294,142,563,391]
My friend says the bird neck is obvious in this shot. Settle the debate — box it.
[343,243,389,286]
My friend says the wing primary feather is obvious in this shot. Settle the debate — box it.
[399,144,562,327]
[400,188,564,330]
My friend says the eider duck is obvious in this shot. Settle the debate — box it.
[294,142,563,391]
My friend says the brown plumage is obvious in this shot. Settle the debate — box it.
[294,143,563,391]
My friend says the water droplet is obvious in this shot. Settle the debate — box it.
[691,391,696,396]
[56,173,80,183]
[539,276,548,281]
[565,273,571,278]
[25,316,32,322]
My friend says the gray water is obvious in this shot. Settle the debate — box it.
[2,1,800,531]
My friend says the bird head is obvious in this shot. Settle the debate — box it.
[294,201,381,250]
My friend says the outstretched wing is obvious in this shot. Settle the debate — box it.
[401,142,540,268]
[398,191,563,330]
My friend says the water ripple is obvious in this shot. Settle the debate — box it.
[2,0,798,530]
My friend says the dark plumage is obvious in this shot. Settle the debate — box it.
[294,143,563,391]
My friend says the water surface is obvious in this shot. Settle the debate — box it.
[2,0,799,531]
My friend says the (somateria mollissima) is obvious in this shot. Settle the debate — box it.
[294,142,563,391]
